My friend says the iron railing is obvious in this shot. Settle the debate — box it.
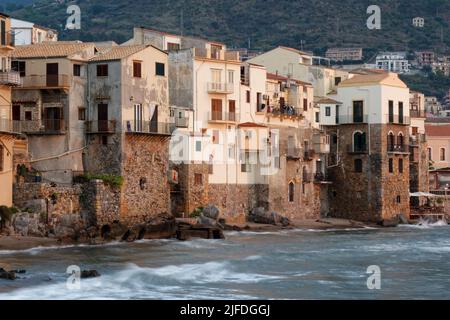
[208,112,240,122]
[0,71,21,86]
[123,120,172,135]
[85,120,117,133]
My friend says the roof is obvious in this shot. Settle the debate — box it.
[425,125,450,137]
[426,118,450,124]
[0,12,10,18]
[314,96,342,104]
[266,73,312,86]
[338,72,407,88]
[277,46,312,56]
[350,68,388,75]
[137,27,225,46]
[11,41,95,59]
[239,122,267,128]
[89,45,152,62]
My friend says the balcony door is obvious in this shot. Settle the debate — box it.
[211,99,222,120]
[150,104,158,133]
[12,105,21,121]
[353,101,363,123]
[44,107,62,131]
[46,63,59,87]
[98,103,108,132]
[134,103,143,132]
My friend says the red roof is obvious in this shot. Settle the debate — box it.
[425,125,450,137]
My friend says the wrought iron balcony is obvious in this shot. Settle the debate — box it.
[287,147,302,160]
[85,120,117,134]
[12,119,66,134]
[123,120,172,135]
[387,144,409,153]
[386,114,411,125]
[0,71,21,86]
[347,144,368,154]
[20,75,71,89]
[208,112,239,123]
[174,117,189,128]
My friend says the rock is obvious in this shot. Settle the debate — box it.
[378,218,399,228]
[248,207,291,226]
[9,270,26,274]
[80,270,101,279]
[202,205,220,220]
[101,221,128,240]
[143,213,176,239]
[12,213,46,237]
[0,268,16,280]
[197,215,218,226]
[23,199,46,214]
[398,214,409,225]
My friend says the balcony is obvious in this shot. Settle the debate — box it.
[0,119,14,133]
[85,120,117,134]
[347,144,368,154]
[387,144,409,154]
[207,82,234,94]
[208,112,239,123]
[410,110,426,118]
[337,115,369,124]
[386,114,411,125]
[410,134,426,147]
[12,119,66,135]
[123,120,172,135]
[314,172,331,183]
[20,75,71,89]
[193,48,240,62]
[174,117,189,128]
[0,71,21,86]
[287,147,302,160]
[267,106,303,119]
[304,149,316,161]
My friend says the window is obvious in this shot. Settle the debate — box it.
[133,61,142,78]
[228,70,234,84]
[398,102,404,124]
[213,130,219,144]
[97,64,108,77]
[335,77,342,86]
[156,62,165,76]
[288,182,295,202]
[25,111,32,121]
[412,127,418,136]
[398,133,404,148]
[303,98,308,111]
[389,158,393,173]
[353,131,366,152]
[388,132,395,151]
[78,107,86,121]
[353,101,364,123]
[325,106,331,117]
[101,136,108,145]
[354,159,363,173]
[257,92,263,112]
[388,100,394,123]
[428,148,432,161]
[73,64,81,77]
[167,42,180,51]
[399,158,403,173]
[396,195,401,204]
[194,173,203,185]
[11,61,26,77]
[195,141,202,152]
[0,145,3,172]
[0,19,5,46]
[211,99,222,120]
[246,90,250,103]
[440,148,446,161]
[315,112,319,123]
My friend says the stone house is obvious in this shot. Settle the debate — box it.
[323,73,411,223]
[10,41,97,184]
[85,44,172,225]
[0,12,21,206]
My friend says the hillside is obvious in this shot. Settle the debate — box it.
[4,0,450,54]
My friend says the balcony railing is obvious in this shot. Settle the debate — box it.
[193,48,240,61]
[287,147,302,160]
[387,144,409,153]
[174,117,189,128]
[12,119,66,134]
[0,71,21,86]
[207,82,234,94]
[85,120,117,134]
[410,110,426,118]
[208,112,240,123]
[123,120,172,135]
[338,115,369,124]
[20,75,71,88]
[347,144,368,154]
[0,119,14,133]
[267,106,303,118]
[386,114,411,125]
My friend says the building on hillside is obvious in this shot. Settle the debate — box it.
[247,46,351,97]
[376,52,410,74]
[10,41,97,184]
[408,91,429,203]
[415,51,435,67]
[425,124,450,170]
[0,12,21,206]
[325,48,363,62]
[11,18,57,45]
[424,96,442,116]
[321,73,411,223]
[412,17,425,28]
[85,44,172,225]
[432,61,450,76]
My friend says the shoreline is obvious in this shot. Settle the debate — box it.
[0,218,375,252]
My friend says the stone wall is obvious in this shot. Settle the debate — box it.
[120,134,171,225]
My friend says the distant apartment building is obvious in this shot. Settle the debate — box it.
[424,96,443,115]
[321,73,411,223]
[11,18,57,45]
[376,52,410,74]
[415,51,435,67]
[0,12,21,206]
[325,48,363,62]
[412,17,425,28]
[425,124,450,170]
[432,61,450,76]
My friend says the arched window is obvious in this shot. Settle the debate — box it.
[398,133,404,148]
[440,148,446,161]
[353,131,366,152]
[388,132,395,151]
[288,182,295,202]
[428,147,432,161]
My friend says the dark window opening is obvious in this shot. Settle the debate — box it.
[353,101,364,123]
[156,62,165,76]
[97,64,108,77]
[73,64,81,77]
[194,173,203,185]
[12,61,26,77]
[25,111,32,121]
[389,158,393,173]
[399,158,403,173]
[101,135,108,145]
[354,159,363,173]
[133,61,142,78]
[288,182,295,202]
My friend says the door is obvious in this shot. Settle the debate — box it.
[134,104,143,132]
[211,99,222,120]
[12,105,21,121]
[229,100,236,121]
[44,107,62,131]
[98,103,108,132]
[150,105,158,133]
[353,101,363,123]
[46,63,59,87]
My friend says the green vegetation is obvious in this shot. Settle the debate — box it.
[401,69,450,99]
[189,207,204,218]
[6,0,450,54]
[0,206,15,228]
[76,173,124,188]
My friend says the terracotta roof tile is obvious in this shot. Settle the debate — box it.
[11,41,95,58]
[425,125,450,137]
[89,45,148,61]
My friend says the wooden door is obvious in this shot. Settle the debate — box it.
[46,63,59,87]
[12,105,21,121]
[211,99,222,120]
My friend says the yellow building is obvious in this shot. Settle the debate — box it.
[0,12,20,206]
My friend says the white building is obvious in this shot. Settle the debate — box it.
[11,18,57,46]
[376,52,410,74]
[413,17,425,28]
